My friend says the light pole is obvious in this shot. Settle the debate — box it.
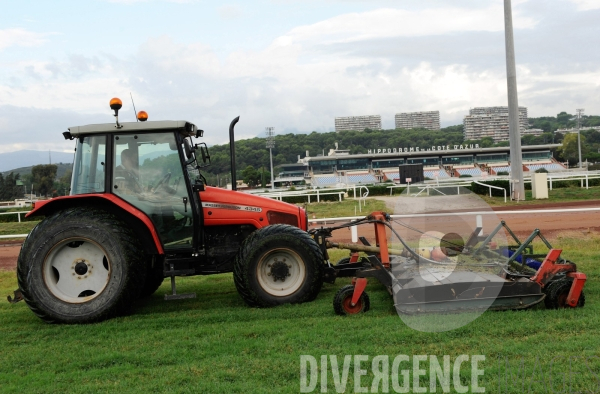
[504,0,525,200]
[576,108,584,169]
[266,127,275,190]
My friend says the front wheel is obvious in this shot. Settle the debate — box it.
[17,207,146,323]
[544,279,585,309]
[333,285,370,316]
[233,224,324,307]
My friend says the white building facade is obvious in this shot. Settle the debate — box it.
[395,111,441,130]
[335,115,382,132]
[463,106,528,142]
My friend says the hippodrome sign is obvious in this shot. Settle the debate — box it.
[367,144,480,154]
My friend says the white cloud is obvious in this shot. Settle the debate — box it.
[284,5,537,46]
[0,28,51,51]
[218,5,242,20]
[568,0,600,10]
[105,0,194,3]
[1,1,599,153]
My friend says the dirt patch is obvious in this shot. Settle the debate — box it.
[0,245,21,271]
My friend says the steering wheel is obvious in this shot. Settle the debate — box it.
[153,172,172,194]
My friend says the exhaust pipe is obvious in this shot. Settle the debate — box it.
[229,116,240,191]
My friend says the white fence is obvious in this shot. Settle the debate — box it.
[308,206,600,225]
[0,211,30,222]
[255,184,372,203]
[0,211,32,239]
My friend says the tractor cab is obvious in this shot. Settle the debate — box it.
[67,119,206,252]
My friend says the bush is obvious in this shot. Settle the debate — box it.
[470,180,510,197]
[0,207,37,223]
[497,171,509,176]
[535,168,549,173]
[459,174,472,178]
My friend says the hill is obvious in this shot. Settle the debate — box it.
[2,163,73,179]
[0,150,75,173]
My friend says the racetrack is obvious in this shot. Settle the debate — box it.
[2,200,599,271]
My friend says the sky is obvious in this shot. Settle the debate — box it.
[1,0,599,154]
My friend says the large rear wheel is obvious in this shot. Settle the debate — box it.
[139,256,165,298]
[17,207,146,324]
[233,224,324,307]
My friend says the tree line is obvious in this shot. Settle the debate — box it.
[201,119,600,186]
[1,112,599,198]
[0,165,72,201]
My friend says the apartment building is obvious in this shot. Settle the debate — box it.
[395,111,441,130]
[335,115,382,132]
[463,106,528,142]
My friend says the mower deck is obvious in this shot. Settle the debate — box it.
[311,211,587,316]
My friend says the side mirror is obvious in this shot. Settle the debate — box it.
[198,143,210,165]
[183,139,195,159]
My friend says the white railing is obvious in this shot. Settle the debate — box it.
[0,211,31,222]
[410,182,474,197]
[0,234,28,239]
[308,206,600,225]
[356,186,369,213]
[255,184,379,203]
[473,181,507,202]
[255,189,344,203]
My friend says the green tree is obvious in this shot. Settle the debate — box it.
[242,165,260,188]
[257,167,271,188]
[559,133,587,165]
[0,172,24,200]
[479,137,494,148]
[31,164,58,197]
[53,169,73,196]
[557,112,573,126]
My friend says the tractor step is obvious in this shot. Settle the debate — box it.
[163,268,195,276]
[164,263,196,301]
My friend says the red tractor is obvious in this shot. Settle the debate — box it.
[16,99,325,323]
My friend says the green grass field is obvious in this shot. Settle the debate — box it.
[304,198,387,219]
[1,234,599,393]
[480,185,600,206]
[0,221,39,236]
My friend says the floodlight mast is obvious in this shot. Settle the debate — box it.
[266,127,275,190]
[504,0,525,201]
[576,108,585,169]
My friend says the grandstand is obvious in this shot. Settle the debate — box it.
[293,143,565,187]
[525,163,566,172]
[490,165,511,174]
[312,175,340,186]
[453,166,485,177]
[424,167,450,179]
[383,171,400,182]
[345,172,378,184]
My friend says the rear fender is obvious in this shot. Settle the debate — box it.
[27,194,163,254]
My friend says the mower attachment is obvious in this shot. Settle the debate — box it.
[314,212,587,316]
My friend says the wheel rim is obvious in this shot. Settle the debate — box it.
[256,248,306,297]
[342,294,363,314]
[43,238,111,303]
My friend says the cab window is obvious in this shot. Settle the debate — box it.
[71,135,106,195]
[112,132,194,250]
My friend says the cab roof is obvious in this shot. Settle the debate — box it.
[68,120,198,137]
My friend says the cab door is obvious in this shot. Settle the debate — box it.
[111,131,195,252]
